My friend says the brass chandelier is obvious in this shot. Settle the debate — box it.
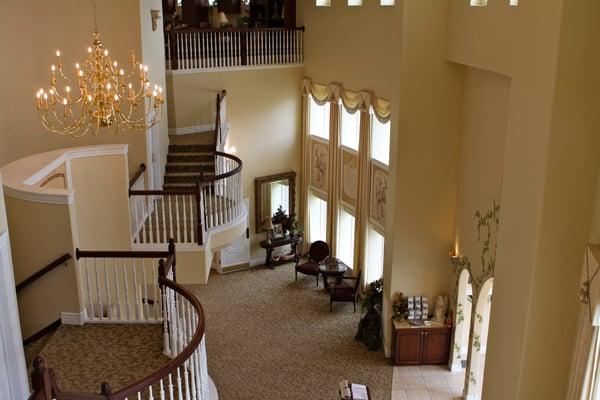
[35,1,163,137]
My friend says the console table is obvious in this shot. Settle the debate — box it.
[259,235,302,269]
[393,320,451,366]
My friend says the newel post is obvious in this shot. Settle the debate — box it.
[168,238,177,282]
[30,356,52,400]
[195,179,204,246]
[169,30,179,70]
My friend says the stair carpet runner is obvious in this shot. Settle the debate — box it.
[164,140,215,191]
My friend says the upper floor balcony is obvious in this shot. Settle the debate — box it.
[165,26,304,72]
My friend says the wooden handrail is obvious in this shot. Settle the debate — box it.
[169,26,305,34]
[129,188,197,196]
[16,253,71,293]
[111,278,205,399]
[129,163,146,189]
[76,239,175,260]
[30,276,207,399]
[214,90,227,149]
[205,151,243,183]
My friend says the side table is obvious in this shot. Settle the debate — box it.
[259,235,303,269]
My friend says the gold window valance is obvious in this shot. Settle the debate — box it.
[301,78,391,121]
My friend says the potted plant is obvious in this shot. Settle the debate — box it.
[392,292,408,321]
[355,279,383,351]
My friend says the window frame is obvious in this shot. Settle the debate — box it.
[370,114,391,167]
[340,106,361,152]
[309,95,331,140]
[336,205,356,269]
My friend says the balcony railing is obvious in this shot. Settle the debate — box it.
[165,27,304,71]
[29,243,212,400]
[129,152,243,247]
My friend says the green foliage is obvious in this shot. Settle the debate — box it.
[271,206,296,233]
[392,293,408,321]
[361,279,383,312]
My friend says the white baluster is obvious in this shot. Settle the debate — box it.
[132,259,141,320]
[132,197,139,243]
[146,197,153,245]
[103,258,111,320]
[123,258,131,320]
[183,32,188,70]
[112,258,122,320]
[177,33,182,70]
[168,196,174,241]
[142,259,149,320]
[161,196,167,243]
[169,288,177,356]
[168,373,175,400]
[192,32,197,70]
[149,384,155,400]
[154,196,160,244]
[94,258,103,320]
[183,194,188,243]
[152,259,159,320]
[162,286,171,356]
[160,379,166,400]
[175,195,181,243]
[84,258,94,320]
[176,367,184,400]
[300,30,304,63]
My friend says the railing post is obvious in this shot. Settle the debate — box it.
[195,180,203,246]
[169,30,179,70]
[241,31,248,66]
[169,238,177,282]
[30,356,52,400]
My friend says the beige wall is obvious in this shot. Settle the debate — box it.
[0,0,148,176]
[167,67,303,261]
[382,0,463,350]
[297,1,395,98]
[70,155,132,250]
[447,0,516,76]
[5,197,77,339]
[454,68,510,279]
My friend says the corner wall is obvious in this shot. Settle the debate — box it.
[383,0,463,351]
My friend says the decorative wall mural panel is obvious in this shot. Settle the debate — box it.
[310,140,329,192]
[341,150,358,206]
[370,165,388,228]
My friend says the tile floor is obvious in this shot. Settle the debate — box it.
[391,365,465,400]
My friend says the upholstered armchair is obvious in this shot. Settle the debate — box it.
[295,241,330,286]
[330,270,362,312]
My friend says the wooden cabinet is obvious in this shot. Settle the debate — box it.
[393,321,451,366]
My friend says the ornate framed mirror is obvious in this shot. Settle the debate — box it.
[255,171,296,233]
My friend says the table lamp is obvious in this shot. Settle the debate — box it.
[262,217,274,244]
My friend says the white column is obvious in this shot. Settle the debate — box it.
[0,230,29,400]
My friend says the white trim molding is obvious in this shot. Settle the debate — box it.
[169,124,214,136]
[1,144,128,205]
[60,311,85,326]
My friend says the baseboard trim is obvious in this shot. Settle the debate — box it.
[61,311,85,326]
[23,319,61,346]
[169,124,214,136]
[249,258,265,268]
[383,335,392,358]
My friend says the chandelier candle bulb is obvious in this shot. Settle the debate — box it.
[34,29,163,136]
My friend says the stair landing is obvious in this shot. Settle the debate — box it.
[28,324,168,393]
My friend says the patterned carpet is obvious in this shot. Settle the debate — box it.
[190,264,392,400]
[37,324,168,394]
[26,263,392,399]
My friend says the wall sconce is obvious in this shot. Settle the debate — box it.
[150,9,161,31]
[449,250,460,266]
